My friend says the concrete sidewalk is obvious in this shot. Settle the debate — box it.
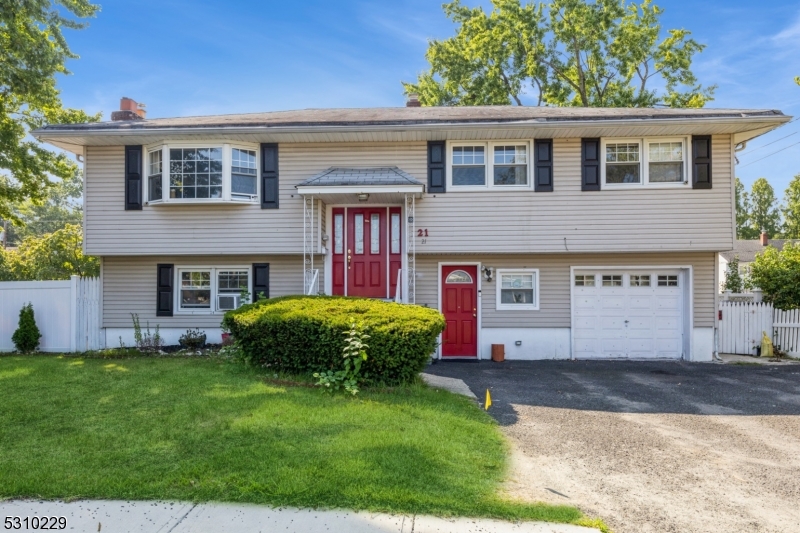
[0,500,596,533]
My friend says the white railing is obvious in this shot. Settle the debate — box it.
[305,269,319,296]
[394,268,403,303]
[0,276,102,352]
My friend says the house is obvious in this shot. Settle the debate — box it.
[719,232,799,290]
[34,97,790,361]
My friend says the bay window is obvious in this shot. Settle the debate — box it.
[146,143,259,204]
[449,142,531,189]
[602,138,688,187]
[177,267,250,313]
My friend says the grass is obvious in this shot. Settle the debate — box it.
[0,355,600,528]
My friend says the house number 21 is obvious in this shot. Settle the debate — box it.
[416,229,429,237]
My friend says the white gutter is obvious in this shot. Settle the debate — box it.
[33,114,791,140]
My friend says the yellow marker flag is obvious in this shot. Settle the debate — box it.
[485,389,492,410]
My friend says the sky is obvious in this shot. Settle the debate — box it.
[54,0,800,197]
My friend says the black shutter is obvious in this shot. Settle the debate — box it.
[156,264,173,317]
[125,145,143,210]
[427,141,446,193]
[692,135,712,189]
[534,139,554,192]
[261,143,279,209]
[252,263,270,301]
[581,138,601,191]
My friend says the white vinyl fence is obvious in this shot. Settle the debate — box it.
[718,301,800,356]
[0,276,102,352]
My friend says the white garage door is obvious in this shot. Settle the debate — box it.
[573,270,684,359]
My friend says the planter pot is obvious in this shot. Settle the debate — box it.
[221,332,233,346]
[491,344,505,363]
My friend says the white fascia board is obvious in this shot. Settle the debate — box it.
[34,114,791,143]
[295,185,424,195]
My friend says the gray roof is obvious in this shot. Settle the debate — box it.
[721,239,800,262]
[36,106,786,132]
[297,167,423,188]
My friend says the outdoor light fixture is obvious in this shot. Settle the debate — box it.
[358,193,370,202]
[482,266,493,282]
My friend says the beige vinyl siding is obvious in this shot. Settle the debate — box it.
[102,255,310,328]
[84,143,426,256]
[85,135,732,256]
[413,136,733,253]
[415,252,716,328]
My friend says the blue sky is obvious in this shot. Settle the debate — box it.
[56,0,800,197]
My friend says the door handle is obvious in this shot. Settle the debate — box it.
[347,249,352,269]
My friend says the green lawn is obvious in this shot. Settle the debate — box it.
[0,355,596,527]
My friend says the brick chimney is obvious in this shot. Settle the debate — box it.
[406,93,421,107]
[760,230,769,246]
[111,97,146,121]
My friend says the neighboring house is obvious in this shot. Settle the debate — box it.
[719,232,799,290]
[34,98,789,361]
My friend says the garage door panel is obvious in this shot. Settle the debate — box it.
[573,269,683,360]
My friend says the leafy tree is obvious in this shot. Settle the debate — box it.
[0,224,98,281]
[5,170,83,245]
[750,243,800,310]
[748,178,782,238]
[782,174,800,239]
[722,256,745,293]
[735,177,758,239]
[404,0,715,107]
[0,0,100,221]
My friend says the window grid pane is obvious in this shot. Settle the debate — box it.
[334,214,344,254]
[231,148,257,197]
[390,213,400,254]
[575,275,595,287]
[602,275,622,287]
[370,213,380,254]
[630,275,651,287]
[148,150,162,202]
[452,146,486,186]
[354,214,364,254]
[169,147,223,199]
[218,271,248,294]
[446,270,473,284]
[658,275,679,287]
[180,270,211,309]
[499,272,536,306]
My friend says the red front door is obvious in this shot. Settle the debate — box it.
[332,207,402,299]
[441,265,478,357]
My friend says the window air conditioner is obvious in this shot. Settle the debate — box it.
[217,294,241,311]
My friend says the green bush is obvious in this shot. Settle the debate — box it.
[223,296,445,385]
[12,302,41,353]
[750,243,800,309]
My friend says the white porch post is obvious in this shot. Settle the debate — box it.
[405,194,415,304]
[303,195,315,295]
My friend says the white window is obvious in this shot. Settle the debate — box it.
[601,138,688,187]
[574,274,595,287]
[145,143,259,205]
[658,275,679,287]
[496,269,539,310]
[176,267,250,313]
[630,274,651,287]
[448,142,531,189]
[602,275,623,287]
[446,270,473,284]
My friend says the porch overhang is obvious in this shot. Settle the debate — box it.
[296,167,424,204]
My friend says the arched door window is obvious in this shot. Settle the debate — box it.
[446,270,473,284]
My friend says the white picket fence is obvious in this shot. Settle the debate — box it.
[718,301,800,356]
[0,276,102,352]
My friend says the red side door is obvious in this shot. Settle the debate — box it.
[347,207,387,298]
[441,265,478,357]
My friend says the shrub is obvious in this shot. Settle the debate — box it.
[12,303,41,353]
[223,296,445,386]
[131,313,163,353]
[179,328,207,350]
[750,243,800,309]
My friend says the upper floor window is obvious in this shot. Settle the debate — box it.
[448,142,531,190]
[146,143,259,205]
[602,138,688,188]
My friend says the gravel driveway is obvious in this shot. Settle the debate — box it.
[425,360,800,533]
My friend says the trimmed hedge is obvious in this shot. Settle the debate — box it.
[222,296,446,385]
